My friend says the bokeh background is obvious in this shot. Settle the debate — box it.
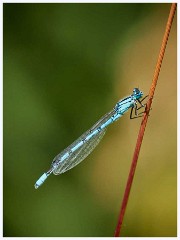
[3,3,177,237]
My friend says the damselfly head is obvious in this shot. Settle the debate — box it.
[132,88,143,99]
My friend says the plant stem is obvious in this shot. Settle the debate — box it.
[114,3,177,237]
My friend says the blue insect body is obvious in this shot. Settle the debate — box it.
[35,88,143,189]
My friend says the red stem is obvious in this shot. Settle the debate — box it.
[114,3,177,237]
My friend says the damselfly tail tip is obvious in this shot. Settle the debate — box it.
[34,173,48,189]
[34,183,40,189]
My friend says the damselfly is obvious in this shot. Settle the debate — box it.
[35,88,147,189]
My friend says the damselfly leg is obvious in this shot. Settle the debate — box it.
[130,95,149,119]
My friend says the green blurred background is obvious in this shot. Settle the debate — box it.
[3,3,177,237]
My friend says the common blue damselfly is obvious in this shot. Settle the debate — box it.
[35,88,146,189]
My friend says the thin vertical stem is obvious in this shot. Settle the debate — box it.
[114,3,177,237]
